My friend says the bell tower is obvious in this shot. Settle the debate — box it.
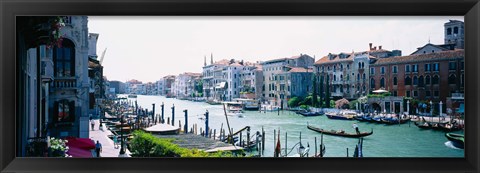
[444,20,464,49]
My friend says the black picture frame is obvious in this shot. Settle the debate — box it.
[1,0,479,173]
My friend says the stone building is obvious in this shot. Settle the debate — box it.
[313,44,401,100]
[202,56,229,101]
[261,54,315,106]
[172,72,202,99]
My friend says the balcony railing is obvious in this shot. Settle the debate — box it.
[52,78,77,89]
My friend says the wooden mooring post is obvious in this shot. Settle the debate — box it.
[273,129,276,153]
[213,129,216,140]
[239,132,242,147]
[261,127,265,153]
[285,132,288,156]
[183,109,188,134]
[171,104,175,126]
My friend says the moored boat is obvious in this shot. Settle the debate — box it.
[414,122,462,131]
[298,110,324,117]
[445,133,464,149]
[325,111,355,120]
[224,102,244,116]
[381,117,411,125]
[127,94,137,98]
[307,125,373,138]
[233,98,259,110]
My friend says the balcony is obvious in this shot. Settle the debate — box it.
[41,59,54,82]
[52,77,77,89]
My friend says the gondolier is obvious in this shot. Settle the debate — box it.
[353,123,360,134]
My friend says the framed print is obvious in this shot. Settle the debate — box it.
[1,0,479,173]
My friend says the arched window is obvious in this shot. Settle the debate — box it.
[433,75,440,85]
[413,76,418,85]
[358,62,361,68]
[54,39,75,77]
[454,27,459,34]
[361,62,365,69]
[448,74,456,84]
[334,75,336,81]
[357,74,360,81]
[425,75,431,85]
[418,76,424,87]
[363,73,366,80]
[380,78,385,88]
[405,76,412,85]
[393,77,398,85]
[370,78,375,89]
[447,28,452,35]
[340,75,343,81]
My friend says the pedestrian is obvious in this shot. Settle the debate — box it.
[353,123,360,134]
[113,135,118,149]
[95,140,102,157]
[91,119,95,131]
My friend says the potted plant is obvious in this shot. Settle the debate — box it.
[48,137,69,157]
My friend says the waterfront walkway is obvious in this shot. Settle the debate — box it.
[89,119,132,157]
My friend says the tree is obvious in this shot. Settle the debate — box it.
[288,97,301,107]
[319,74,324,107]
[325,75,331,108]
[312,74,318,107]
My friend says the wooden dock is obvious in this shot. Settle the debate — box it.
[145,124,180,135]
[154,133,243,153]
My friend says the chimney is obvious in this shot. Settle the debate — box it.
[374,46,377,50]
[379,45,382,50]
[369,43,373,50]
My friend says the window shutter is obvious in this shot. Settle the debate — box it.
[53,101,59,123]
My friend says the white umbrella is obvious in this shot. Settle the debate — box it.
[372,89,388,93]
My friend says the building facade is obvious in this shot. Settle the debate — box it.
[261,54,315,106]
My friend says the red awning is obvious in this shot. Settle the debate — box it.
[66,137,95,157]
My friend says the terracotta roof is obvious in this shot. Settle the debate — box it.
[213,59,230,65]
[314,53,354,65]
[372,49,464,66]
[288,67,313,73]
[410,43,449,55]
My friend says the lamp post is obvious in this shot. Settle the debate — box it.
[407,100,410,116]
[430,101,433,122]
[439,101,443,123]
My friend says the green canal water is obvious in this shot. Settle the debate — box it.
[125,95,464,157]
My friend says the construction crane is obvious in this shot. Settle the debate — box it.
[99,48,107,65]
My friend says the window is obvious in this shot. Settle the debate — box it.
[370,67,375,75]
[449,74,456,84]
[54,100,75,122]
[426,91,431,97]
[392,66,398,73]
[454,27,459,34]
[412,64,418,72]
[333,66,336,72]
[406,91,411,97]
[432,75,439,85]
[380,78,385,88]
[405,65,410,73]
[393,77,398,85]
[370,78,375,89]
[413,76,418,85]
[425,64,431,72]
[363,73,366,80]
[449,62,456,70]
[434,90,439,97]
[347,64,350,69]
[393,91,397,96]
[357,74,360,81]
[433,63,439,71]
[447,28,452,35]
[405,76,412,85]
[425,76,431,85]
[418,76,424,87]
[334,75,336,81]
[54,39,75,77]
[381,67,385,74]
[340,75,343,81]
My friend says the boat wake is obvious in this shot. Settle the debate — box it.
[444,141,462,150]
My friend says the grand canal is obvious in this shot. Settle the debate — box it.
[125,95,464,157]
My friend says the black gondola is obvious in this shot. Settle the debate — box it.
[445,133,464,149]
[414,122,462,131]
[381,117,411,125]
[307,125,373,138]
[298,111,324,117]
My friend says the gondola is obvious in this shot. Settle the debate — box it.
[325,112,354,120]
[414,122,462,131]
[307,125,373,138]
[298,111,324,117]
[445,133,464,149]
[381,117,411,125]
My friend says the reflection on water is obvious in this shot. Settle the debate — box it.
[125,95,464,157]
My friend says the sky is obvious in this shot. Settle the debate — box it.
[87,16,463,83]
